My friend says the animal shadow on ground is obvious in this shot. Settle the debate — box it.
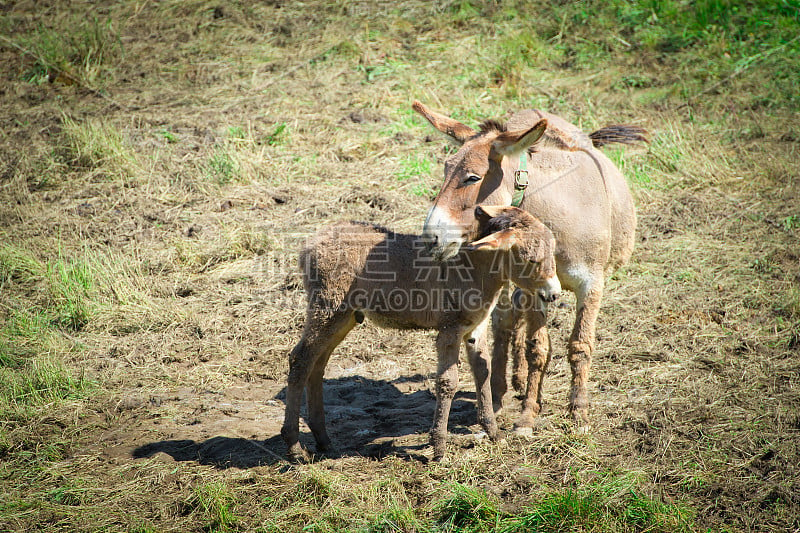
[132,374,479,468]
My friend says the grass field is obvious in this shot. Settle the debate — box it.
[1,0,799,531]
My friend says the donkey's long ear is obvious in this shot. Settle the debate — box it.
[467,228,518,251]
[492,119,547,157]
[413,100,476,144]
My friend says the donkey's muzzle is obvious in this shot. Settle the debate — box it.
[422,205,464,262]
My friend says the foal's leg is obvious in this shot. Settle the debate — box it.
[281,311,354,460]
[568,276,604,427]
[464,316,498,441]
[281,334,317,461]
[305,313,357,453]
[430,328,462,461]
[516,300,551,431]
[491,287,528,413]
[509,289,529,395]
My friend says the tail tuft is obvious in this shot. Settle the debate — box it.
[589,125,649,147]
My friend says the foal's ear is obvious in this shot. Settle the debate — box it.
[467,228,518,251]
[475,205,509,224]
[492,119,548,157]
[413,100,476,144]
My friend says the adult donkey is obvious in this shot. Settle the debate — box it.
[413,101,646,430]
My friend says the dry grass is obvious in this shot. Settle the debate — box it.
[1,1,798,531]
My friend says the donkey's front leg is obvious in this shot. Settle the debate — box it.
[568,276,604,428]
[465,316,498,441]
[430,328,461,461]
[516,304,551,431]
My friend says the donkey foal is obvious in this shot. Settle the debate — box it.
[281,206,560,461]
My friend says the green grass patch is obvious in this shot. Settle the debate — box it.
[395,153,433,182]
[367,505,423,533]
[186,482,239,532]
[426,475,694,533]
[246,475,695,533]
[46,257,94,331]
[507,478,693,532]
[358,58,409,83]
[266,122,290,146]
[395,153,436,197]
[0,243,44,286]
[206,146,240,184]
[0,244,98,333]
[17,16,121,87]
[435,482,502,532]
[381,107,425,137]
[776,285,800,321]
[157,128,178,143]
[227,125,247,140]
[486,28,554,96]
[606,148,653,190]
[60,115,139,181]
[0,357,92,421]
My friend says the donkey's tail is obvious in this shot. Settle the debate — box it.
[589,125,649,147]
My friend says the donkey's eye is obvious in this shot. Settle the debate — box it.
[463,173,482,184]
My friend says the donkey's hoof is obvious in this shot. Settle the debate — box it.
[287,445,311,463]
[569,408,589,426]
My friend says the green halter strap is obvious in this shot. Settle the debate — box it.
[510,152,529,207]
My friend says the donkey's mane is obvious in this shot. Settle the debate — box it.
[477,119,507,135]
[472,115,647,154]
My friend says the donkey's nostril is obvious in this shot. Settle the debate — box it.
[423,234,439,251]
[538,289,559,303]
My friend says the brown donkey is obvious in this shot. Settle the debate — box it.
[413,101,646,430]
[281,207,560,461]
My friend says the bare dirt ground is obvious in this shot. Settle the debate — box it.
[1,1,799,531]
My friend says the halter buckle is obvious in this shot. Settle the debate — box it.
[514,169,529,190]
